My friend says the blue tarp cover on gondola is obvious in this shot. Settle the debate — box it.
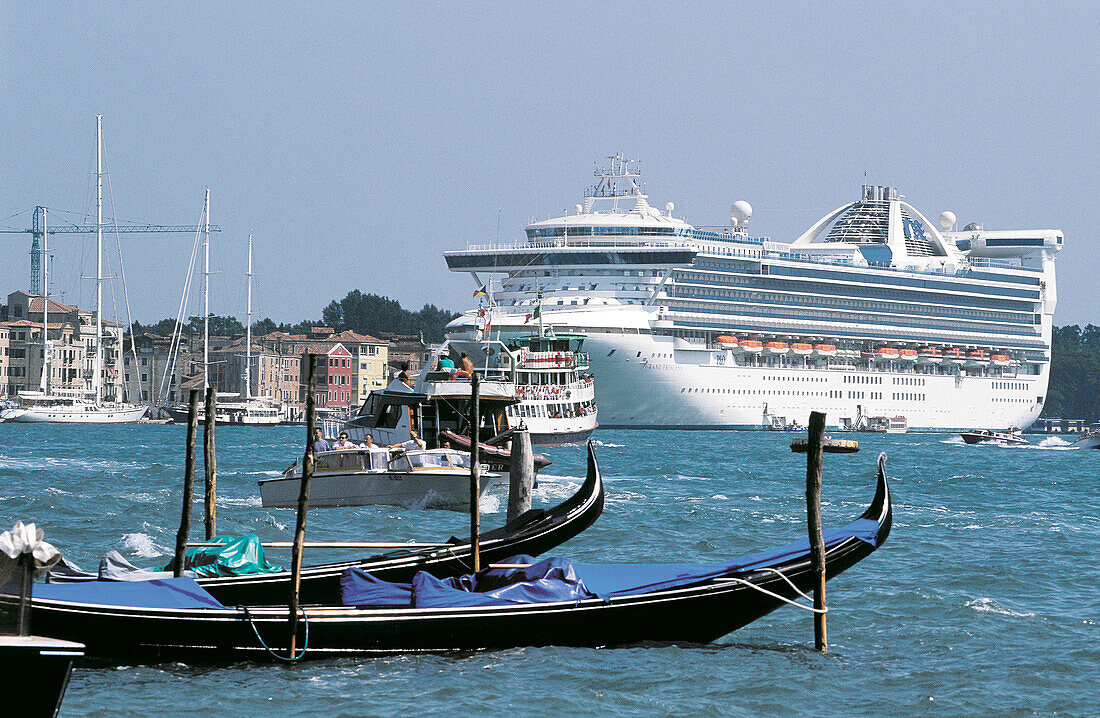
[31,576,228,610]
[341,517,880,608]
[162,533,284,577]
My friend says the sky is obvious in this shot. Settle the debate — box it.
[1,2,1096,327]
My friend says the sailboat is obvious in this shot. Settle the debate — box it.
[8,116,146,424]
[162,221,280,426]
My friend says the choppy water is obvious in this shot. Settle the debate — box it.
[1,424,1097,716]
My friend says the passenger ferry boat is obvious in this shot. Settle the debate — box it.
[443,155,1062,431]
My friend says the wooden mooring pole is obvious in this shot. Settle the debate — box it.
[288,355,318,658]
[203,387,217,540]
[507,427,534,523]
[469,372,481,573]
[806,410,828,653]
[173,389,200,578]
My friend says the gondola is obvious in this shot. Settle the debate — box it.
[9,447,891,663]
[49,452,603,607]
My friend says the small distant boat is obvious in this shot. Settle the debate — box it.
[715,335,738,349]
[898,348,918,362]
[790,436,860,454]
[790,343,813,356]
[885,416,908,434]
[1073,430,1100,450]
[990,354,1011,367]
[765,341,790,355]
[258,448,500,510]
[739,339,764,354]
[960,429,1029,446]
[812,344,837,357]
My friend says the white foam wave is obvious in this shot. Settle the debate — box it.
[940,436,966,445]
[1038,436,1071,447]
[965,597,1035,617]
[712,493,729,500]
[121,532,168,558]
[590,440,625,448]
[43,487,72,495]
[216,496,262,507]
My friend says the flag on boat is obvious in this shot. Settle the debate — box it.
[472,284,487,299]
[525,305,541,324]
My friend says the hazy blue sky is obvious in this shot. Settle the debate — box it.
[2,2,1096,326]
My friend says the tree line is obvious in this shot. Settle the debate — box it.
[1042,324,1100,421]
[132,290,460,343]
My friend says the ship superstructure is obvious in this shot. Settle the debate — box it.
[443,156,1062,431]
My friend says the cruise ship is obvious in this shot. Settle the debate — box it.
[443,156,1062,431]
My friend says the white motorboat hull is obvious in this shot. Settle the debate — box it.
[258,470,499,510]
[1074,433,1100,449]
[7,404,147,423]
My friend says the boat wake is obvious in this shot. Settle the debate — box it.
[941,436,967,446]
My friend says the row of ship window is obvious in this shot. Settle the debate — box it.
[667,300,1038,339]
[993,381,1028,390]
[676,281,1034,325]
[685,267,1038,312]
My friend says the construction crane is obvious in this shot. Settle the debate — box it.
[0,205,221,293]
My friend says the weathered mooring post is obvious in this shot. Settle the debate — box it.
[469,373,481,572]
[507,427,534,523]
[203,387,217,540]
[805,410,828,652]
[173,389,201,578]
[288,355,318,658]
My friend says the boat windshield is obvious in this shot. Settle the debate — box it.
[404,451,456,470]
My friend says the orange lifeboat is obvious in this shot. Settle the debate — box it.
[740,339,764,354]
[942,348,965,364]
[967,349,989,366]
[715,335,738,350]
[813,343,837,357]
[791,342,813,356]
[991,353,1010,367]
[765,341,790,355]
[898,348,918,362]
[874,347,900,361]
[917,346,942,364]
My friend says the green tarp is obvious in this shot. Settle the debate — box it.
[163,533,284,577]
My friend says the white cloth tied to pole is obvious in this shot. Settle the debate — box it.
[0,520,62,585]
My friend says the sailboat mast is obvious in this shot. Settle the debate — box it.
[245,233,252,401]
[41,207,49,394]
[94,114,104,404]
[203,188,211,393]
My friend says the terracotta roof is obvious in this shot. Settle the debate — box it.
[26,295,80,315]
[332,330,388,345]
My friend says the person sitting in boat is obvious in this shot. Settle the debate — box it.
[389,429,426,452]
[313,427,331,454]
[358,434,375,449]
[397,362,412,387]
[333,432,357,450]
[460,352,474,374]
[439,356,456,373]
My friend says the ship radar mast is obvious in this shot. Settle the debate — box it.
[584,153,645,212]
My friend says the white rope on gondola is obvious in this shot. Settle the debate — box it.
[713,567,828,614]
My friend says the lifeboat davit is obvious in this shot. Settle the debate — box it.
[765,341,790,355]
[740,339,764,354]
[813,343,837,357]
[898,348,918,362]
[942,348,965,365]
[917,346,942,364]
[874,347,899,361]
[967,349,990,366]
[791,342,813,356]
[991,354,1010,367]
[715,335,738,350]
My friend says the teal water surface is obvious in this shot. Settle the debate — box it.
[1,424,1097,716]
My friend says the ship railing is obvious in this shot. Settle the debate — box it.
[462,239,690,252]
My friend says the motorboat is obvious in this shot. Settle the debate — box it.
[14,448,891,663]
[258,447,499,510]
[960,429,1029,445]
[1073,430,1100,449]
